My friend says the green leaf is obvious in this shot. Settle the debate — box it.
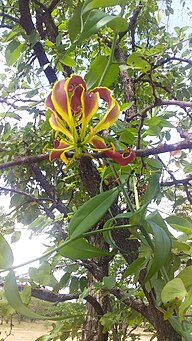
[166,216,192,234]
[120,102,133,111]
[78,10,128,43]
[169,316,192,341]
[68,187,119,239]
[127,52,150,71]
[85,55,119,89]
[103,275,116,289]
[68,2,83,42]
[129,204,148,226]
[29,262,58,287]
[59,238,110,260]
[5,271,82,321]
[11,231,21,243]
[5,40,25,66]
[144,172,161,204]
[20,285,31,305]
[69,276,79,293]
[0,233,14,269]
[161,278,187,305]
[28,30,41,46]
[147,158,163,170]
[103,221,119,249]
[177,266,192,290]
[179,287,192,321]
[144,219,171,282]
[122,257,146,279]
[5,271,50,319]
[59,55,76,67]
[82,0,126,14]
[0,112,21,120]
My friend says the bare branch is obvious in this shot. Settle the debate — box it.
[0,186,53,202]
[161,175,192,187]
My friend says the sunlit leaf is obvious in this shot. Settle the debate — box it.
[179,287,192,321]
[161,278,187,305]
[5,40,25,66]
[0,233,14,269]
[5,271,83,321]
[166,216,192,234]
[127,52,150,71]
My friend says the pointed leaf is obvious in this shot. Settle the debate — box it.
[5,271,83,321]
[78,10,128,43]
[0,233,14,269]
[144,173,161,204]
[144,219,171,282]
[68,188,119,239]
[68,2,83,42]
[5,271,50,319]
[179,287,192,321]
[177,266,192,290]
[169,316,192,341]
[166,216,192,234]
[60,238,110,259]
[82,0,126,14]
[122,257,146,279]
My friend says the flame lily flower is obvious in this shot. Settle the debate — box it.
[45,74,135,166]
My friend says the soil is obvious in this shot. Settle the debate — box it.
[0,322,157,340]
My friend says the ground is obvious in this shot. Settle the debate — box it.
[0,322,157,340]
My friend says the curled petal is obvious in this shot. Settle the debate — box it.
[49,140,72,163]
[92,137,135,166]
[67,75,86,92]
[80,88,99,138]
[50,79,74,128]
[49,114,73,140]
[70,85,83,113]
[92,87,120,134]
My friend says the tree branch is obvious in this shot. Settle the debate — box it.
[160,175,192,187]
[0,140,192,170]
[126,98,192,122]
[18,0,57,84]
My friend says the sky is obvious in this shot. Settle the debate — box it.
[0,1,191,278]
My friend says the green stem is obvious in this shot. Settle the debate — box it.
[109,162,135,212]
[0,223,134,274]
[132,176,140,210]
[98,30,119,87]
[98,2,126,86]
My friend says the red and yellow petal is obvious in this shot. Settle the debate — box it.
[49,139,73,163]
[67,75,86,92]
[80,88,99,137]
[91,87,120,134]
[70,85,83,113]
[49,114,73,140]
[92,136,135,166]
[50,79,74,128]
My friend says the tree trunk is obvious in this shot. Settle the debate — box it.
[78,156,110,341]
